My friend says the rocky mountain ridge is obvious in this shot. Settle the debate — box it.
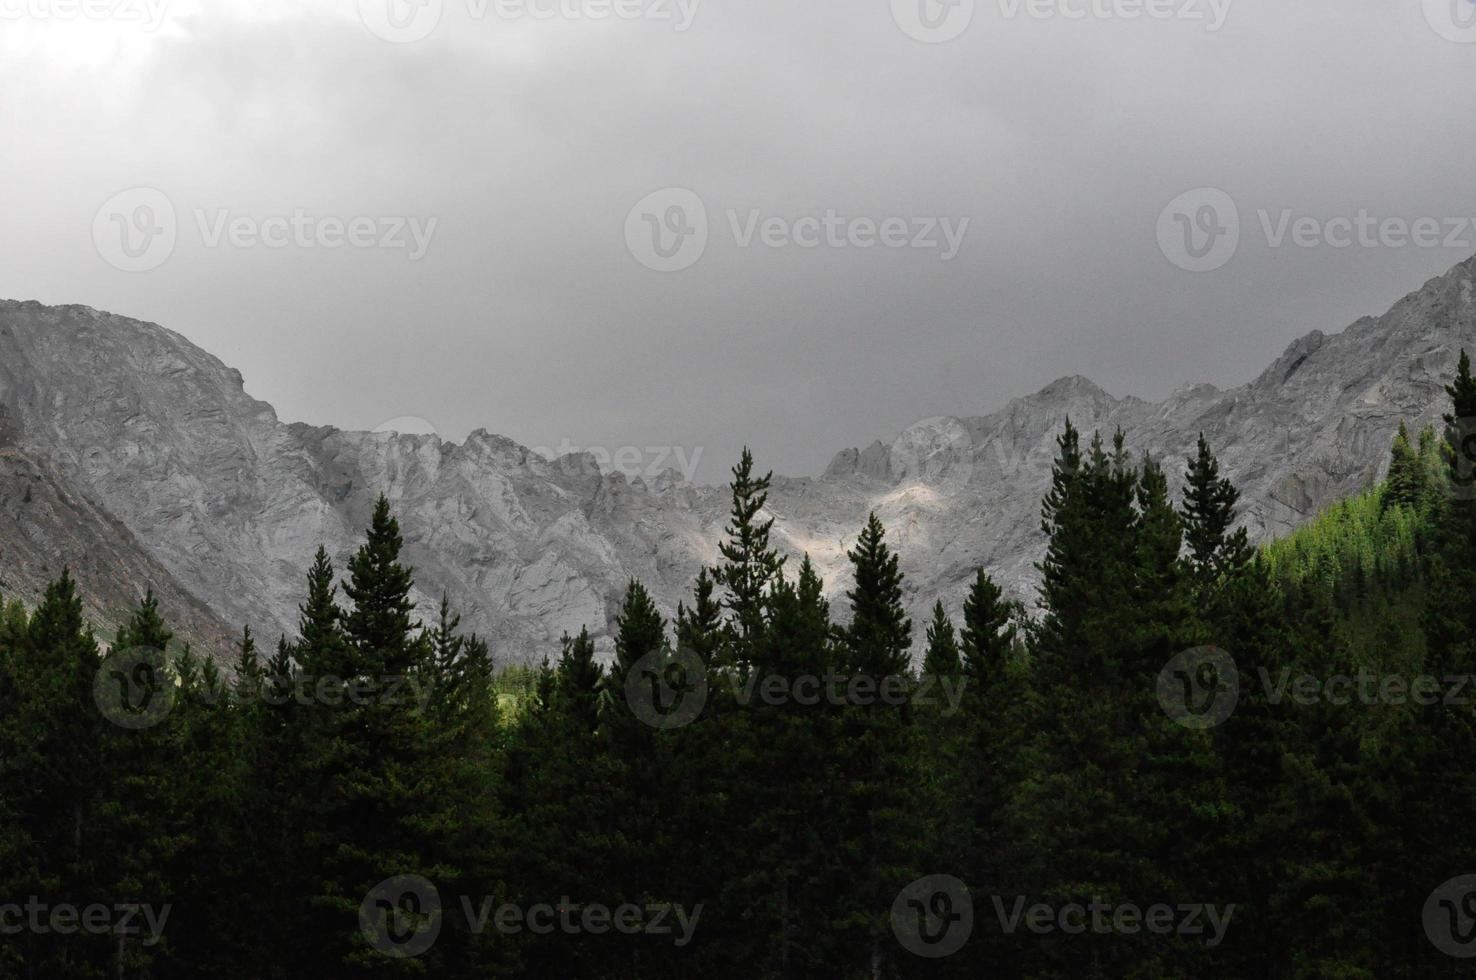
[2,254,1473,661]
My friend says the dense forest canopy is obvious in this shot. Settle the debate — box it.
[2,352,1475,978]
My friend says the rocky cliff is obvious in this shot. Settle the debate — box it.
[2,255,1473,661]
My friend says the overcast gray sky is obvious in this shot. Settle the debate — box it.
[3,0,1475,481]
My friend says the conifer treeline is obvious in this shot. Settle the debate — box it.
[1,353,1474,978]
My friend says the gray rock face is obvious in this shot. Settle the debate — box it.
[0,449,237,649]
[2,255,1473,661]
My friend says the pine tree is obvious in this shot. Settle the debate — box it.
[312,496,440,975]
[675,567,723,668]
[844,513,912,679]
[556,627,603,732]
[959,567,1015,687]
[955,567,1028,977]
[1035,418,1089,659]
[420,595,506,977]
[1383,420,1422,511]
[100,589,183,978]
[716,448,785,668]
[839,513,915,979]
[0,594,28,980]
[505,627,617,977]
[608,580,667,706]
[1181,433,1253,596]
[233,624,262,698]
[602,581,671,977]
[920,601,961,679]
[737,556,848,978]
[0,572,111,976]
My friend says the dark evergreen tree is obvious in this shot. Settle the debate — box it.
[715,448,785,669]
[920,601,961,679]
[675,567,723,668]
[1181,433,1254,598]
[99,589,183,979]
[0,572,111,977]
[310,497,440,975]
[838,514,916,979]
[1384,420,1423,511]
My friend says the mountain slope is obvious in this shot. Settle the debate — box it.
[1,256,1472,660]
[0,448,237,649]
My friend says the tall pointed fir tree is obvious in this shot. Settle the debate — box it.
[600,580,676,978]
[956,567,1028,978]
[838,513,916,979]
[1409,348,1476,964]
[715,448,785,671]
[100,588,182,979]
[0,572,111,976]
[314,496,441,975]
[1180,433,1254,605]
